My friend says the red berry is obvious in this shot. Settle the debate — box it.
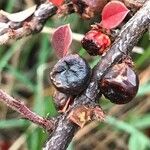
[81,30,111,56]
[100,62,139,104]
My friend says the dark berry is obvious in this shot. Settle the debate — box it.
[81,30,111,56]
[53,91,70,109]
[83,0,107,13]
[50,54,91,95]
[53,91,74,111]
[100,62,139,104]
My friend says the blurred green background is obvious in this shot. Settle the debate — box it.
[0,0,150,150]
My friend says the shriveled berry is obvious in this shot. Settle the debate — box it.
[50,54,91,95]
[81,30,111,56]
[100,62,139,104]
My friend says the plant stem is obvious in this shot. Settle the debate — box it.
[0,89,53,131]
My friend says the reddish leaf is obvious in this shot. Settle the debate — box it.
[52,24,72,58]
[49,0,64,6]
[101,1,130,29]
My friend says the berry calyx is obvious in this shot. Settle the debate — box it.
[81,30,111,56]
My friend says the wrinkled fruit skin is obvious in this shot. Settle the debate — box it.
[100,62,139,104]
[50,54,91,95]
[81,30,111,56]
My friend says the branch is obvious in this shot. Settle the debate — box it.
[0,0,146,45]
[43,1,150,149]
[0,89,53,131]
[0,1,57,45]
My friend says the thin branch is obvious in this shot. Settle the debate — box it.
[44,1,150,149]
[0,89,53,131]
[0,0,146,45]
[0,1,57,45]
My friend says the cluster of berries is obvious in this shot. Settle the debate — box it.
[49,0,139,110]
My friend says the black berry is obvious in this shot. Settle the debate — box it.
[100,62,139,104]
[50,54,91,95]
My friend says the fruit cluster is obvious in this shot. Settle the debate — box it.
[49,1,139,111]
[50,55,139,105]
[80,1,139,104]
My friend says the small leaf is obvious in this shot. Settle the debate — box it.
[52,24,72,58]
[49,0,64,6]
[101,1,130,29]
[0,5,36,22]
